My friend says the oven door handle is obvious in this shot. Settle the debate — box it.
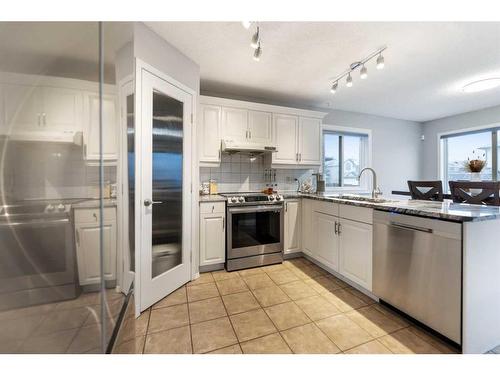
[228,206,283,214]
[0,218,70,227]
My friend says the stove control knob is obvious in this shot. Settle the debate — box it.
[269,195,275,201]
[231,197,238,203]
[57,204,66,211]
[275,195,282,201]
[46,204,55,212]
[238,197,245,203]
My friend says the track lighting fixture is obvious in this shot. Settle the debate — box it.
[253,42,262,61]
[346,73,353,87]
[251,27,260,49]
[360,64,368,79]
[328,46,387,94]
[376,53,385,70]
[330,81,338,94]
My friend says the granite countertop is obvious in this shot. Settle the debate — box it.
[199,194,227,203]
[72,198,117,209]
[283,192,500,222]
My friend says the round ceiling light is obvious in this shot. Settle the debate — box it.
[462,78,500,93]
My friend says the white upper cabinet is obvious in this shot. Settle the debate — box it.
[3,84,82,135]
[3,84,42,131]
[198,104,222,164]
[222,107,248,141]
[248,110,272,144]
[298,116,321,165]
[41,87,82,132]
[272,114,298,164]
[83,92,118,161]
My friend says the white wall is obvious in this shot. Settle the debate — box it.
[323,109,423,195]
[133,23,200,94]
[421,104,500,180]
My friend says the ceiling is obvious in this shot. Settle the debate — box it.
[0,22,132,83]
[146,22,500,122]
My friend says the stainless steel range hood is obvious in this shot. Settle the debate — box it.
[221,139,277,155]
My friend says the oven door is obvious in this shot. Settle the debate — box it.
[227,204,283,260]
[0,216,76,295]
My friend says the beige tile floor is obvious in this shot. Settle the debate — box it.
[0,289,124,353]
[128,257,460,354]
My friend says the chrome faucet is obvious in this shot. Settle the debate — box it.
[359,167,382,199]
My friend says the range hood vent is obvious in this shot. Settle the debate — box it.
[221,139,277,155]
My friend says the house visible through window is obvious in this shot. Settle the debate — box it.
[323,130,369,188]
[440,127,499,190]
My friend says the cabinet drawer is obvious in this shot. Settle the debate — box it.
[74,207,116,224]
[339,205,372,224]
[200,201,225,214]
[313,200,339,217]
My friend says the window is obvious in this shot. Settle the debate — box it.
[440,127,500,190]
[322,129,369,189]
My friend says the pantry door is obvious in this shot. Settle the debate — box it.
[136,62,193,312]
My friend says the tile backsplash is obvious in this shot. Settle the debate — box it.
[2,141,116,201]
[200,153,318,193]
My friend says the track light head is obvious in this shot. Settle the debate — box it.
[242,21,252,29]
[346,73,353,87]
[360,64,368,79]
[376,53,385,70]
[253,43,262,61]
[330,82,338,94]
[251,27,260,49]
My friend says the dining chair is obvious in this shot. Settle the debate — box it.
[407,180,444,201]
[448,181,500,206]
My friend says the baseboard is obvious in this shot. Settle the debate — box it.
[199,263,225,273]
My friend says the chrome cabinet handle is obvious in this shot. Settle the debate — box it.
[334,221,338,235]
[389,222,433,234]
[249,130,251,139]
[338,222,342,235]
[144,199,163,207]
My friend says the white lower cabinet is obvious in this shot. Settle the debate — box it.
[74,207,117,286]
[312,211,339,271]
[199,202,226,266]
[338,218,373,291]
[284,199,301,254]
[300,199,373,291]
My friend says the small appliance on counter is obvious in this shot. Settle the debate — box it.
[209,179,218,195]
[200,182,210,195]
[313,173,326,193]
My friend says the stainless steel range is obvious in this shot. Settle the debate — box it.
[222,193,284,271]
[0,199,79,310]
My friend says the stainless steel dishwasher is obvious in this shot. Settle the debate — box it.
[373,210,462,344]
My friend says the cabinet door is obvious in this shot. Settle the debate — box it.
[221,107,248,141]
[248,110,272,144]
[301,198,313,255]
[84,92,118,160]
[41,87,82,132]
[272,114,298,164]
[199,213,225,266]
[199,104,221,163]
[3,84,41,131]
[75,221,117,285]
[312,211,339,271]
[285,200,301,254]
[298,117,321,165]
[339,218,372,291]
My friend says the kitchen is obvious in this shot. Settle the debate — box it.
[1,15,500,363]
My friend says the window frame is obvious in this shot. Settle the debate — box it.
[438,123,500,191]
[321,124,372,193]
